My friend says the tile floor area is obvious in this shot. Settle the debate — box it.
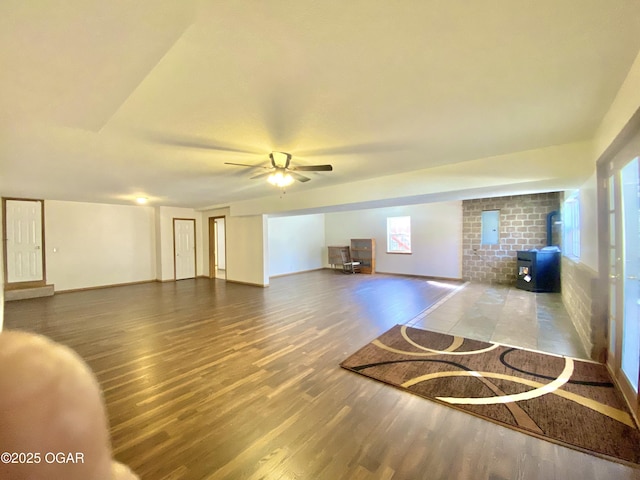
[406,282,589,359]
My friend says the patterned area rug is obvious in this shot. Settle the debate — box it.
[340,325,640,466]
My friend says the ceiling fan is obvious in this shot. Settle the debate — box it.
[224,151,333,187]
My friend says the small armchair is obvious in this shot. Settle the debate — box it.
[340,248,361,274]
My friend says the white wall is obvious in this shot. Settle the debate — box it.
[45,200,156,291]
[580,49,640,274]
[594,49,640,160]
[227,215,269,286]
[325,201,463,279]
[268,214,325,277]
[156,206,203,281]
[201,208,269,286]
[570,48,640,274]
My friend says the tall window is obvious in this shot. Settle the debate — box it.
[387,216,411,253]
[563,191,580,259]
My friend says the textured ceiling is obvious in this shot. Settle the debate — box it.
[1,1,639,209]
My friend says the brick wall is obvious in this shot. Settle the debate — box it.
[462,192,560,284]
[561,257,607,361]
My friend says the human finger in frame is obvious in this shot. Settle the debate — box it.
[0,331,138,479]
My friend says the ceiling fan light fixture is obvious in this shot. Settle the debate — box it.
[225,151,331,186]
[268,169,294,187]
[270,151,291,168]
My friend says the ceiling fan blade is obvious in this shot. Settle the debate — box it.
[289,171,311,183]
[225,162,268,168]
[250,171,273,179]
[289,164,333,172]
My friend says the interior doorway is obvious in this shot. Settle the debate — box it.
[173,218,196,280]
[3,198,46,289]
[209,216,226,280]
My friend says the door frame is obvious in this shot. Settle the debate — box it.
[172,218,196,281]
[208,216,226,279]
[2,197,47,290]
[596,107,640,420]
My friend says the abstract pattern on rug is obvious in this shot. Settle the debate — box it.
[340,325,640,466]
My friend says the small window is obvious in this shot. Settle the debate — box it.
[481,210,500,245]
[563,192,581,259]
[387,216,411,253]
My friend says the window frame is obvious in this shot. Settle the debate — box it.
[563,191,581,259]
[386,216,412,254]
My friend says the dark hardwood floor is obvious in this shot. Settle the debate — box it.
[3,271,639,479]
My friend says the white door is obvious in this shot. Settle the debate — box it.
[174,219,196,280]
[6,199,44,283]
[607,151,640,419]
[620,157,639,393]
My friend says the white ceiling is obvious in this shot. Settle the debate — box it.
[1,1,640,210]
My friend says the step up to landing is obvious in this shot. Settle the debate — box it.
[5,285,55,301]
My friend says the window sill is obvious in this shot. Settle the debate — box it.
[562,254,581,264]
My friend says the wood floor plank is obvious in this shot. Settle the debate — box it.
[3,271,639,479]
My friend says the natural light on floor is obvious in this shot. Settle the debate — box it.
[426,280,460,290]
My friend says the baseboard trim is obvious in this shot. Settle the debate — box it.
[5,284,55,301]
[225,279,269,288]
[270,268,325,279]
[4,280,47,291]
[56,279,156,294]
